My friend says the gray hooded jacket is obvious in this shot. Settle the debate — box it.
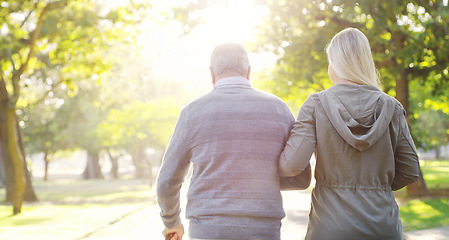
[279,84,420,240]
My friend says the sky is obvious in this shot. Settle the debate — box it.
[136,0,277,93]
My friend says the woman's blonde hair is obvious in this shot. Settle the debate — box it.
[326,28,380,88]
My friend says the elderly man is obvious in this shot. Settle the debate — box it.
[157,43,311,240]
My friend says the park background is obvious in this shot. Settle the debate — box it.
[1,0,449,239]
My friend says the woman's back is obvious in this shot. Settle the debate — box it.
[309,84,416,239]
[314,84,401,188]
[278,28,420,240]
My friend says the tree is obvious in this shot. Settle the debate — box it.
[0,0,66,215]
[408,80,449,158]
[97,99,179,185]
[253,0,449,196]
[91,41,185,183]
[0,0,149,214]
[21,92,69,181]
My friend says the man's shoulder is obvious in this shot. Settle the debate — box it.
[181,88,290,116]
[180,91,216,113]
[251,88,288,104]
[187,88,287,104]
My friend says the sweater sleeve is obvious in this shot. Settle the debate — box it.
[156,109,191,228]
[391,111,420,191]
[280,163,312,190]
[279,95,316,178]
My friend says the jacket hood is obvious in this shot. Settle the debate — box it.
[318,84,396,151]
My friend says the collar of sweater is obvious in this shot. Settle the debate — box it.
[214,76,251,88]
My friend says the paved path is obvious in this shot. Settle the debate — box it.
[83,190,311,240]
[404,226,449,240]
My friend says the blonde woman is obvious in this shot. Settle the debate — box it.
[279,28,420,240]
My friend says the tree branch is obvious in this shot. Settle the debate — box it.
[11,1,66,107]
[19,3,38,28]
[328,15,364,29]
[26,77,64,109]
[375,58,396,68]
[0,73,8,100]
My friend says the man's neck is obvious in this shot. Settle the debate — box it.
[214,75,248,87]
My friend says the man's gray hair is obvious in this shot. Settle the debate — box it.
[210,43,250,76]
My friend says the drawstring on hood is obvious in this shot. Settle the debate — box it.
[318,84,396,151]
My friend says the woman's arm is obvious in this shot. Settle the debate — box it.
[391,112,420,191]
[279,96,317,178]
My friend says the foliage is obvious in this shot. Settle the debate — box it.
[409,80,449,150]
[52,82,106,153]
[56,40,182,160]
[252,0,449,107]
[411,109,449,151]
[1,0,154,146]
[97,99,180,153]
[0,0,142,94]
[170,1,449,152]
[92,41,183,154]
[254,0,449,152]
[20,78,70,158]
[0,0,150,200]
[400,198,449,231]
[3,0,176,164]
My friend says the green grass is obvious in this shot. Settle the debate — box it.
[420,160,449,190]
[0,178,155,239]
[28,178,153,204]
[400,198,449,231]
[399,159,449,231]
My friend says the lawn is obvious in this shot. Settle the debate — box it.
[0,178,155,240]
[399,159,449,231]
[420,160,449,190]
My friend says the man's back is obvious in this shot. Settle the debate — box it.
[157,77,295,239]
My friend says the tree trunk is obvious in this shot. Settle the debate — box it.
[107,150,119,179]
[131,149,153,186]
[23,159,38,201]
[44,152,49,181]
[0,85,14,203]
[395,70,409,116]
[82,150,103,179]
[1,139,14,203]
[16,118,38,201]
[148,159,153,188]
[395,68,429,196]
[442,144,448,159]
[406,168,429,196]
[131,151,145,180]
[6,108,26,215]
[0,147,5,188]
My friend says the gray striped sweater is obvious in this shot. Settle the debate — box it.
[157,77,306,239]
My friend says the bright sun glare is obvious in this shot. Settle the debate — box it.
[138,0,276,93]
